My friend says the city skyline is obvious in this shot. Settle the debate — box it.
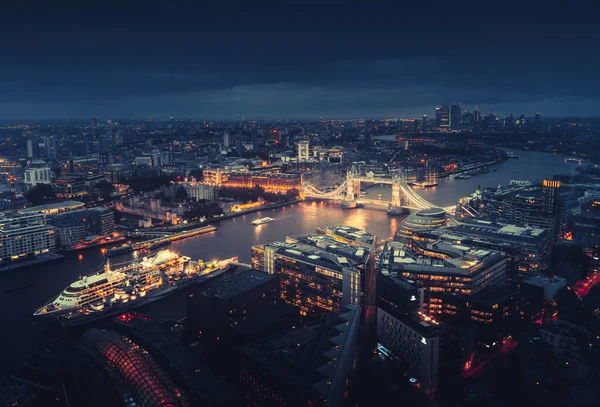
[1,0,600,119]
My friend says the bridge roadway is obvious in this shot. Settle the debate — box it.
[301,179,456,214]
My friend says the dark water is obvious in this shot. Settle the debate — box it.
[0,149,581,378]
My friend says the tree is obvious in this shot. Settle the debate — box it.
[96,180,115,200]
[174,186,188,203]
[188,168,203,181]
[25,184,55,206]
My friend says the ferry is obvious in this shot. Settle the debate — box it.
[252,217,274,225]
[34,250,238,326]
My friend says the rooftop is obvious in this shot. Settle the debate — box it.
[20,200,85,213]
[195,269,277,300]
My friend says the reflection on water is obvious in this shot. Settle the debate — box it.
[0,149,583,380]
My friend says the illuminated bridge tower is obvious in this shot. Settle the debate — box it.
[342,166,359,209]
[388,175,405,216]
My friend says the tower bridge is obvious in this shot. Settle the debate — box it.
[301,166,456,215]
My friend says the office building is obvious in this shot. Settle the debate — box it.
[501,179,563,242]
[316,224,375,248]
[252,241,361,316]
[187,269,280,344]
[438,219,554,274]
[24,167,51,187]
[449,103,461,131]
[379,241,507,315]
[0,212,56,262]
[297,140,310,162]
[223,130,230,149]
[435,105,450,129]
[395,208,448,242]
[52,176,86,198]
[51,208,115,249]
[238,304,360,407]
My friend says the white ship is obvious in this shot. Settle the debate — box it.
[252,217,274,225]
[34,250,238,324]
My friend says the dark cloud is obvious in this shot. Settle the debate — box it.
[0,0,599,118]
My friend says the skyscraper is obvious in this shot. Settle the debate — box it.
[435,105,449,129]
[535,112,541,131]
[473,107,481,124]
[449,104,461,131]
[422,115,428,132]
[223,130,230,149]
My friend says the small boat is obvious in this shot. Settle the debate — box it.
[252,217,274,225]
[4,281,36,293]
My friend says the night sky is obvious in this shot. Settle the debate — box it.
[1,0,599,119]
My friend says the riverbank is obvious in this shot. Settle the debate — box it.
[148,199,303,234]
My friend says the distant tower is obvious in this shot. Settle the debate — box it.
[297,140,310,162]
[223,131,230,149]
[473,107,481,124]
[535,112,541,131]
[26,139,34,158]
[422,115,428,132]
[450,103,462,131]
[435,105,450,129]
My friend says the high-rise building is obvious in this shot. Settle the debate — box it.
[0,212,56,262]
[251,241,361,317]
[473,107,481,124]
[223,130,230,149]
[422,115,428,132]
[435,105,450,129]
[380,241,507,314]
[449,104,462,131]
[535,112,541,131]
[297,140,310,161]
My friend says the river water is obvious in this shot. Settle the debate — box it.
[0,149,581,378]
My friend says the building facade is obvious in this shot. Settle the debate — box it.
[0,212,56,261]
[252,241,361,316]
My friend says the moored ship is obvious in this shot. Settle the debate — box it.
[34,250,238,326]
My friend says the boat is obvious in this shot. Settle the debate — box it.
[4,281,36,293]
[33,249,239,326]
[252,217,274,225]
[506,152,520,159]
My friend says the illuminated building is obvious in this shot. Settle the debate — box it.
[0,212,56,262]
[297,140,310,162]
[286,232,374,318]
[238,304,359,407]
[181,180,216,201]
[51,208,115,249]
[81,328,189,407]
[187,269,280,344]
[394,208,448,242]
[438,285,521,341]
[316,224,375,248]
[251,241,361,317]
[440,219,553,274]
[223,130,230,148]
[19,200,85,215]
[501,179,564,242]
[379,241,507,315]
[52,176,86,198]
[223,171,301,192]
[435,105,449,129]
[24,167,51,187]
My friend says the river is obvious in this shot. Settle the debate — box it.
[0,149,581,379]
